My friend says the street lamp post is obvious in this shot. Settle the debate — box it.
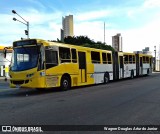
[104,22,105,44]
[12,10,29,38]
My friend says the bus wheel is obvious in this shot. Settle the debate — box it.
[60,76,71,91]
[104,73,109,84]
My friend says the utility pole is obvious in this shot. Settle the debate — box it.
[104,22,105,44]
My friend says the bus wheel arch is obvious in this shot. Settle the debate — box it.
[104,72,110,84]
[60,74,71,90]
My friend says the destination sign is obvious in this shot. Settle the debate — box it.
[13,39,37,47]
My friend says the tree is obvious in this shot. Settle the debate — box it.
[63,36,114,51]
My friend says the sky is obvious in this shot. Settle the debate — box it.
[0,0,160,55]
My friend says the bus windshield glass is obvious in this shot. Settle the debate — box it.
[11,46,39,71]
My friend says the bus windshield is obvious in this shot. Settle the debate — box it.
[11,46,39,71]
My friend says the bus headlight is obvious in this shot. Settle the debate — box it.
[26,73,34,78]
[40,71,45,76]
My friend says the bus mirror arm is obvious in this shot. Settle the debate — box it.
[3,47,12,62]
[3,47,7,58]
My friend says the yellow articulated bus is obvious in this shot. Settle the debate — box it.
[8,39,152,90]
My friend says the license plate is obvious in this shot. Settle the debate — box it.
[16,85,21,88]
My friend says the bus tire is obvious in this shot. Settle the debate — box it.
[60,75,71,91]
[104,73,109,84]
[131,71,134,79]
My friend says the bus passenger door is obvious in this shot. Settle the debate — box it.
[78,52,87,83]
[140,57,143,75]
[45,47,58,87]
[150,57,152,73]
[119,56,124,79]
[136,54,139,76]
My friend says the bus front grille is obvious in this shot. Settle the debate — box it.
[11,80,29,85]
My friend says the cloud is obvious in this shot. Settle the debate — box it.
[27,0,46,9]
[126,0,160,21]
[122,14,160,53]
[143,0,160,8]
[1,8,113,45]
[74,21,116,44]
[1,0,160,57]
[0,9,63,45]
[75,21,104,40]
[15,8,63,25]
[74,10,160,55]
[75,10,111,21]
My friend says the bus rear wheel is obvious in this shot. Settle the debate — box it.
[60,76,71,91]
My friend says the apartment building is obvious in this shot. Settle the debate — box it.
[61,15,74,41]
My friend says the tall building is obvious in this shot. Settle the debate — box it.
[112,33,123,52]
[142,47,151,54]
[134,47,151,55]
[61,15,74,41]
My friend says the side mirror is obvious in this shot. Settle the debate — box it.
[3,47,12,58]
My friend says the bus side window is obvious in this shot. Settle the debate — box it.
[146,56,149,63]
[107,53,112,64]
[71,49,77,63]
[124,55,128,64]
[133,55,135,63]
[129,55,132,64]
[143,56,146,63]
[45,49,58,69]
[102,53,107,64]
[91,51,100,63]
[59,47,71,63]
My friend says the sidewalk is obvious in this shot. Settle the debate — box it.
[152,71,160,73]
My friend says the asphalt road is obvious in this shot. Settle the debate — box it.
[0,73,160,133]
